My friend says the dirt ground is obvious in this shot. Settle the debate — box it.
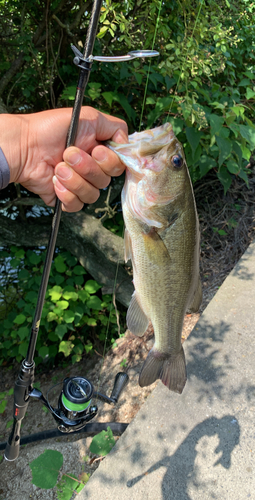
[0,167,255,499]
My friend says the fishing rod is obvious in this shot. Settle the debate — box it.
[2,0,159,461]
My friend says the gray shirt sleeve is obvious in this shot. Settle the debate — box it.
[0,147,10,189]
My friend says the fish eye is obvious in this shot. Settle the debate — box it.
[171,154,183,169]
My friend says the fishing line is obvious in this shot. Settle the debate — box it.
[166,0,204,118]
[139,0,163,132]
[95,5,165,397]
[139,0,204,126]
[95,248,123,399]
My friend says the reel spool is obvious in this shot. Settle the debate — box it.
[59,376,93,420]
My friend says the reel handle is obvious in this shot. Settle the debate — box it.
[110,372,129,403]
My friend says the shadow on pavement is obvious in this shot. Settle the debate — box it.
[126,415,240,499]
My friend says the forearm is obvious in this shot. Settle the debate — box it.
[0,114,29,184]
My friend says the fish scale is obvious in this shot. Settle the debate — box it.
[108,123,202,394]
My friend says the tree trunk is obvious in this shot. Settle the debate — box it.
[0,209,133,308]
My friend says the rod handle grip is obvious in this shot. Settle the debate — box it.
[110,372,129,403]
[4,419,21,461]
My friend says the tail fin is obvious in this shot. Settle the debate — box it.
[139,347,187,394]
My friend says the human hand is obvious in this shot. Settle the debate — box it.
[3,107,128,211]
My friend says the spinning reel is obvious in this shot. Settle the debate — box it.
[37,371,128,432]
[2,359,128,460]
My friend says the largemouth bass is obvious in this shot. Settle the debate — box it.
[108,123,202,394]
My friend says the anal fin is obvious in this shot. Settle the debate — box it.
[126,291,149,337]
[188,279,202,313]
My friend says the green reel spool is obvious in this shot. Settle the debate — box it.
[60,376,93,418]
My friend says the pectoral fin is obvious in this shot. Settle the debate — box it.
[126,291,149,337]
[124,228,132,263]
[142,229,170,266]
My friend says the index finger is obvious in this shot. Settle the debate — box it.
[78,107,128,150]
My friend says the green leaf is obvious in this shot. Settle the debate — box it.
[29,252,41,265]
[86,317,97,326]
[61,85,76,101]
[86,296,102,310]
[26,291,38,304]
[239,125,255,149]
[238,169,249,186]
[59,340,74,357]
[17,327,29,340]
[78,290,90,303]
[39,346,49,359]
[66,254,77,267]
[134,72,143,85]
[89,427,115,456]
[199,155,217,177]
[238,78,251,87]
[167,117,184,136]
[208,114,224,136]
[18,342,29,357]
[47,311,58,322]
[240,144,251,161]
[55,325,68,340]
[216,136,232,167]
[85,280,102,294]
[0,400,7,414]
[56,474,84,500]
[102,91,114,107]
[6,418,14,429]
[73,265,86,275]
[29,449,63,489]
[113,93,136,124]
[63,310,75,323]
[84,342,93,354]
[97,25,108,38]
[48,332,58,342]
[4,318,12,329]
[62,289,78,301]
[14,248,24,258]
[48,286,62,301]
[226,159,239,174]
[18,269,30,280]
[74,275,84,285]
[48,345,58,359]
[54,256,67,273]
[53,307,64,316]
[14,314,26,325]
[232,142,242,167]
[231,105,245,118]
[185,127,202,157]
[54,275,65,285]
[74,306,83,325]
[217,167,232,194]
[246,88,255,100]
[9,259,19,269]
[56,300,69,310]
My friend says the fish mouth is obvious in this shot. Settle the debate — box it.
[108,122,173,149]
[107,123,175,175]
[128,122,174,145]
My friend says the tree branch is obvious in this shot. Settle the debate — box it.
[0,53,24,97]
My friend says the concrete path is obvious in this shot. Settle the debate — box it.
[79,239,255,500]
